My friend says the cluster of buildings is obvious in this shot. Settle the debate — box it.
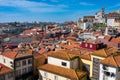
[0,7,120,80]
[78,7,120,30]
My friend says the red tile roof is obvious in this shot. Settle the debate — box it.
[100,54,120,67]
[39,64,87,80]
[80,52,91,60]
[3,52,17,59]
[48,50,78,60]
[104,35,111,40]
[38,48,47,54]
[0,63,13,75]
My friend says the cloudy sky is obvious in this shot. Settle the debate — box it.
[0,0,120,22]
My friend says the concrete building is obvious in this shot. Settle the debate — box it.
[99,54,120,80]
[38,50,87,80]
[80,47,117,80]
[94,7,105,23]
[0,49,33,80]
[0,63,14,80]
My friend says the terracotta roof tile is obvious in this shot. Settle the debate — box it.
[3,52,17,59]
[92,49,109,57]
[48,50,78,60]
[104,35,111,40]
[0,63,13,75]
[110,38,120,43]
[80,52,91,60]
[38,48,47,54]
[92,48,117,58]
[100,56,118,67]
[39,64,87,80]
[114,55,120,66]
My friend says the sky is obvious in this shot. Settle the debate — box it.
[0,0,120,23]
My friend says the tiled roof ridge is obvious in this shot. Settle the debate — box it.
[104,48,109,56]
[113,55,119,67]
[74,70,80,80]
[14,52,18,59]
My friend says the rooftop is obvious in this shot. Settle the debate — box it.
[92,47,117,57]
[39,64,87,80]
[48,50,79,60]
[0,63,13,75]
[100,54,120,67]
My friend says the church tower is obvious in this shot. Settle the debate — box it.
[102,6,105,18]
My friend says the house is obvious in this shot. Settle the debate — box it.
[107,18,120,28]
[38,50,87,80]
[83,16,95,22]
[94,7,105,23]
[0,49,33,80]
[80,47,117,80]
[80,39,104,51]
[99,53,120,80]
[0,63,14,80]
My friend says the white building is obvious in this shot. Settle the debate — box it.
[78,22,91,30]
[0,63,14,80]
[107,18,115,27]
[99,55,120,80]
[0,50,33,80]
[78,32,96,40]
[38,50,87,80]
[94,7,105,23]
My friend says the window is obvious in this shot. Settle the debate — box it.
[90,44,93,48]
[22,68,27,74]
[16,70,21,76]
[102,65,108,70]
[10,61,13,64]
[28,66,32,72]
[0,76,4,80]
[8,72,13,78]
[4,59,5,63]
[22,60,26,66]
[44,72,48,77]
[54,75,58,80]
[85,44,88,47]
[28,59,32,64]
[111,73,115,77]
[62,62,67,66]
[15,61,21,67]
[118,67,120,72]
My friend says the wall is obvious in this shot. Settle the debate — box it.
[81,59,92,77]
[15,58,33,76]
[5,72,15,80]
[0,54,14,69]
[107,19,115,27]
[116,68,120,80]
[99,64,116,80]
[81,42,97,50]
[39,70,70,80]
[90,55,104,77]
[70,58,79,69]
[48,57,70,68]
[115,21,120,27]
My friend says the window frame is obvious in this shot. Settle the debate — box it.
[61,62,67,66]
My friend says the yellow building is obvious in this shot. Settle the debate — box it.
[80,47,117,80]
[114,19,120,27]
